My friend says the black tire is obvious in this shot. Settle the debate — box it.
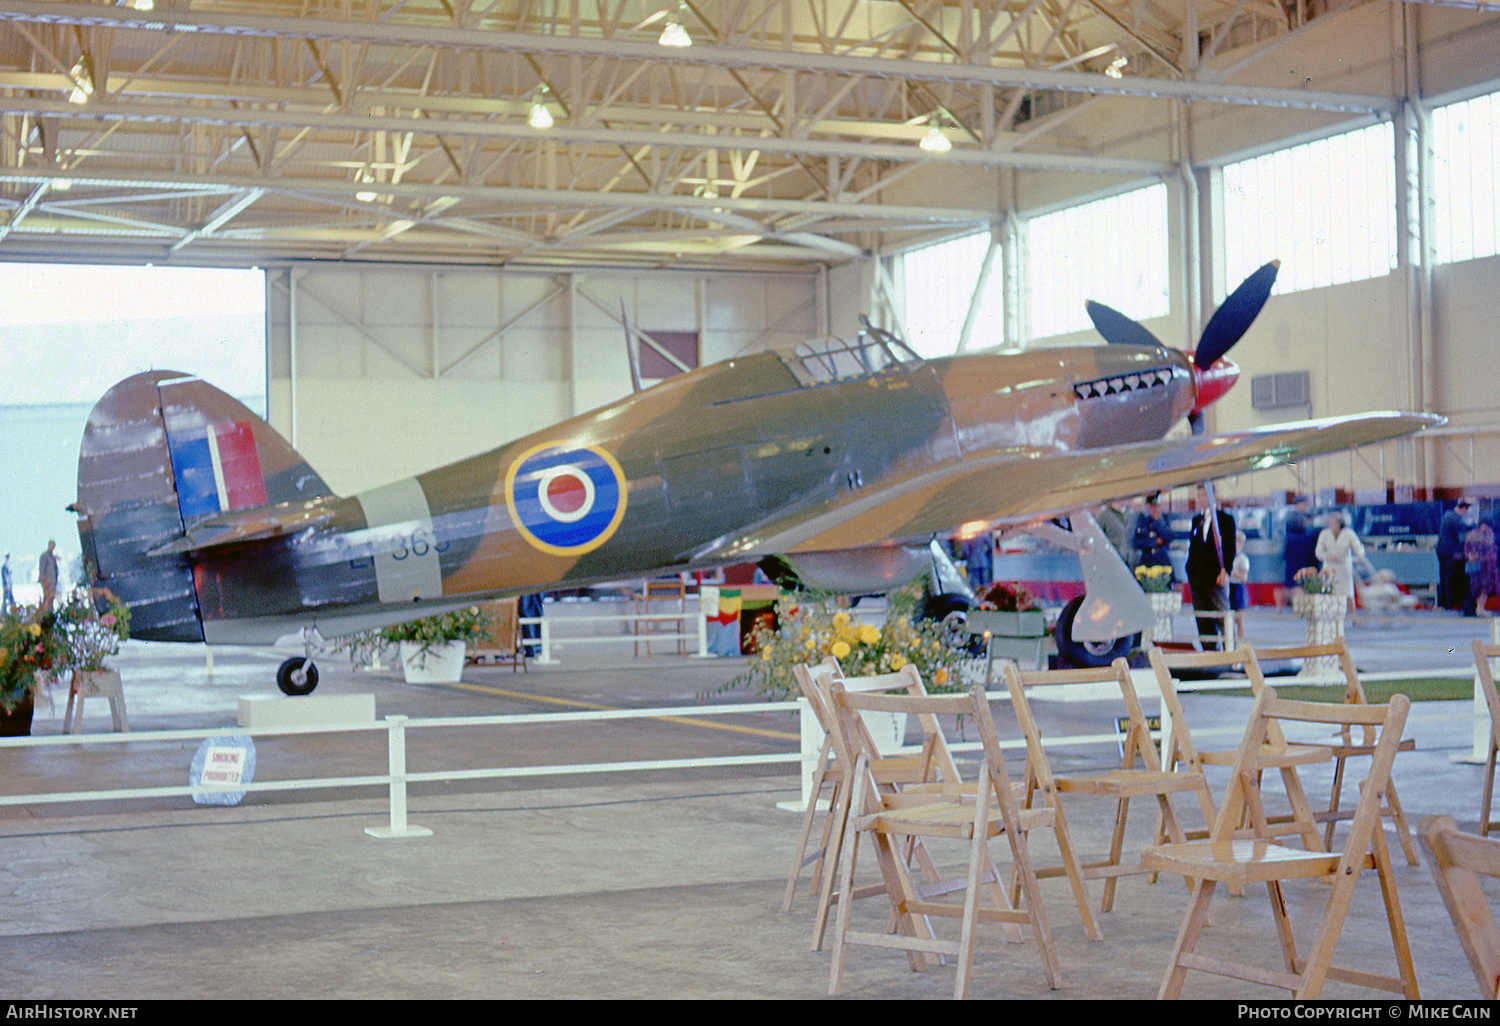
[1054,595,1139,668]
[276,656,319,696]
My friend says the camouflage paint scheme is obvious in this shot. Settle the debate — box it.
[73,334,1438,645]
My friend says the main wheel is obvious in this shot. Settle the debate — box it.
[1053,595,1139,668]
[276,656,319,696]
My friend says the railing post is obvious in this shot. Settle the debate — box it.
[365,715,433,839]
[776,697,825,815]
[694,598,709,658]
[534,617,558,665]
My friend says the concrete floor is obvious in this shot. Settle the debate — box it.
[1,603,1497,1001]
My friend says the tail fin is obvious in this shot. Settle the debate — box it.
[74,371,332,641]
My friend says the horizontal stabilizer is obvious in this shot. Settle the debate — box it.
[148,501,334,555]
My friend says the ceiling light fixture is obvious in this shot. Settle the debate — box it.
[528,99,554,130]
[659,21,691,46]
[355,173,377,203]
[659,4,692,46]
[919,124,952,154]
[1105,55,1128,79]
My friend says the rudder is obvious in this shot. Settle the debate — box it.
[74,371,332,641]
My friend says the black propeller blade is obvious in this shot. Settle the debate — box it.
[1195,259,1280,370]
[1085,300,1165,349]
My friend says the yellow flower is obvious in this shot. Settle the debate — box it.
[26,624,40,637]
[859,624,880,645]
[890,653,907,670]
[933,667,949,686]
[760,645,773,661]
[830,640,851,660]
[832,611,850,627]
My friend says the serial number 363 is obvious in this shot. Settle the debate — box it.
[389,529,450,560]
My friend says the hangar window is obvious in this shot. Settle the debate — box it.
[1432,89,1500,265]
[0,263,265,596]
[1026,184,1169,340]
[1221,122,1397,296]
[900,230,1003,357]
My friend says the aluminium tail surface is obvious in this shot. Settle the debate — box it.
[75,371,333,641]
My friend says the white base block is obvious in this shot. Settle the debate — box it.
[238,693,377,729]
[365,825,434,838]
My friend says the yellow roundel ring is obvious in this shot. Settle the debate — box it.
[505,442,628,557]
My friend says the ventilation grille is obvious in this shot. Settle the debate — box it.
[1250,371,1309,410]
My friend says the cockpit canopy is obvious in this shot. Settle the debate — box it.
[775,321,925,387]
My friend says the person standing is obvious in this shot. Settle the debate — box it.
[37,540,58,615]
[1,554,12,615]
[1230,529,1250,640]
[1281,496,1318,607]
[1132,494,1173,571]
[1464,520,1499,617]
[1187,485,1236,651]
[1315,512,1373,619]
[1438,499,1473,613]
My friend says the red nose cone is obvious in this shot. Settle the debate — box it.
[1191,357,1240,414]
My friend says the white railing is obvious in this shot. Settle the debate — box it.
[0,700,803,837]
[520,611,709,663]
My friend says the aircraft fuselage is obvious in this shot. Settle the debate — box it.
[182,342,1194,642]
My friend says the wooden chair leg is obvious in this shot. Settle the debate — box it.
[1382,779,1419,866]
[1159,879,1217,1000]
[1324,754,1350,851]
[1481,742,1498,838]
[782,768,835,912]
[1101,797,1130,913]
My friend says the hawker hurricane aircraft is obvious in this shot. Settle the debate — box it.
[72,261,1440,692]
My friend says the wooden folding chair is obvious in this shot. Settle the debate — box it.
[792,661,966,952]
[1470,640,1500,837]
[783,659,929,915]
[1141,688,1418,999]
[1000,659,1216,937]
[1147,645,1331,854]
[1419,814,1500,998]
[1250,640,1417,862]
[827,681,1063,998]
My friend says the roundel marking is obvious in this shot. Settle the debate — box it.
[505,442,627,556]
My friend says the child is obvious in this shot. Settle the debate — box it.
[1229,529,1250,642]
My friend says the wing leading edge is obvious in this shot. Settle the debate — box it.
[701,411,1444,559]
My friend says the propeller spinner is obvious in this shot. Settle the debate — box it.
[1085,260,1280,435]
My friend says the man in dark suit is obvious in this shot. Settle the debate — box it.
[1187,485,1237,650]
[1437,498,1473,613]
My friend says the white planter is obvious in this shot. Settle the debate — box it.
[1298,593,1345,675]
[399,641,467,684]
[1147,592,1182,643]
[860,710,909,755]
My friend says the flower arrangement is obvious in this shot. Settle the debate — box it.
[1295,567,1336,594]
[0,606,67,714]
[1134,564,1176,593]
[976,581,1039,611]
[344,606,493,663]
[720,583,962,701]
[55,586,131,674]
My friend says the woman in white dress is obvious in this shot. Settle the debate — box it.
[1315,512,1374,616]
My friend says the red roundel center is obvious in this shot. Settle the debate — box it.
[546,473,589,515]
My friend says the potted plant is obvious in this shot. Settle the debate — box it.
[1134,564,1181,642]
[716,582,962,753]
[55,585,131,699]
[381,606,492,684]
[0,605,68,736]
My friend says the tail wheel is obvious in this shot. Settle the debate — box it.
[1054,595,1138,669]
[276,656,319,696]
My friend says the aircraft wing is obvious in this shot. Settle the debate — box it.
[704,411,1443,559]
